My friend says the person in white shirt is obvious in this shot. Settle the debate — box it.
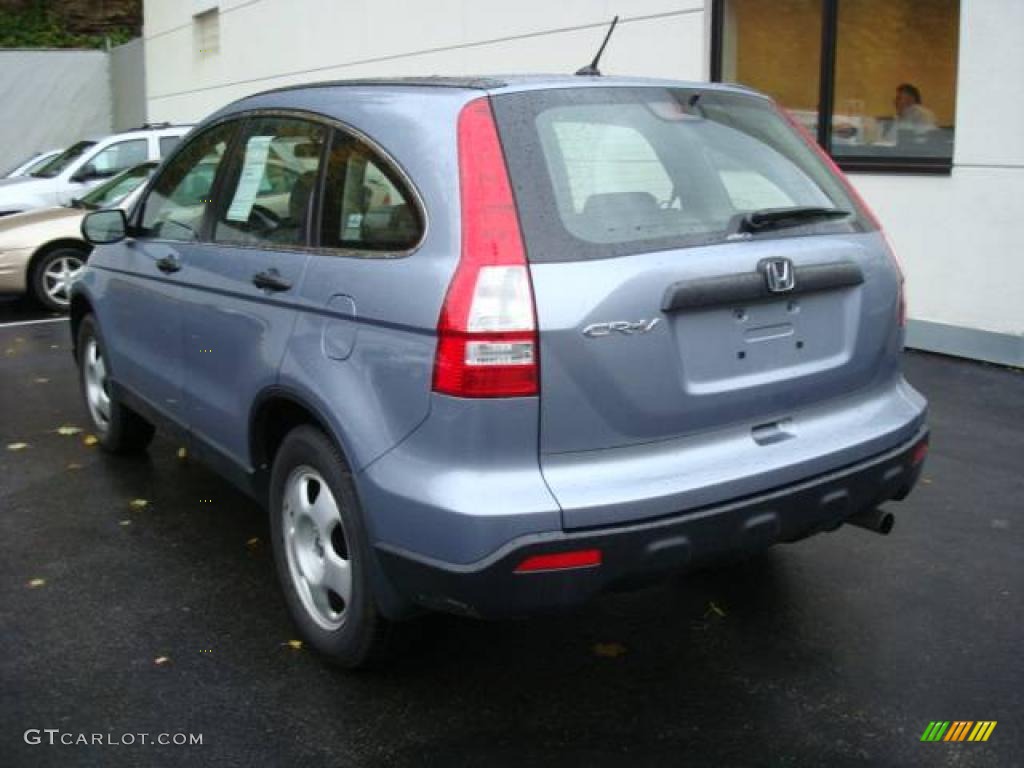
[893,83,937,133]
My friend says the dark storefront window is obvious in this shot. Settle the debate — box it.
[712,0,960,173]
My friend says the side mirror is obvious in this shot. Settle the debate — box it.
[82,209,128,245]
[72,164,98,183]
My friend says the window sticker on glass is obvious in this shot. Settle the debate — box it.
[226,136,273,222]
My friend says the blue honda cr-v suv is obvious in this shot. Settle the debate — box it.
[72,75,929,666]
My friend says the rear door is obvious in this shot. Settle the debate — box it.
[493,87,905,527]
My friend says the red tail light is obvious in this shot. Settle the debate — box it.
[779,106,906,326]
[432,97,539,398]
[514,549,602,573]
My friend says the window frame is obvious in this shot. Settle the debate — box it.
[710,0,957,175]
[132,108,427,259]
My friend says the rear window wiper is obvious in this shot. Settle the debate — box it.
[729,206,851,236]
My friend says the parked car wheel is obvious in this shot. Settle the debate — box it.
[269,425,388,667]
[32,246,88,312]
[76,314,155,453]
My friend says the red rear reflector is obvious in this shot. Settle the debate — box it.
[911,440,929,466]
[514,549,602,573]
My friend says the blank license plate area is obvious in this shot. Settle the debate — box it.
[673,290,855,393]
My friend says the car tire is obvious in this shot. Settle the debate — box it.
[269,425,389,668]
[77,314,155,454]
[31,246,89,313]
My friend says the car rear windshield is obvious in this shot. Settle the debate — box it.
[491,87,868,262]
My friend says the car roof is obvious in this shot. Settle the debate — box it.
[251,74,765,99]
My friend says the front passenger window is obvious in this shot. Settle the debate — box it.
[139,122,236,241]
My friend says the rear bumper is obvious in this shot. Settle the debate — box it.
[375,426,929,618]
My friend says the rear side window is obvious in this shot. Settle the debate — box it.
[492,87,866,262]
[319,128,422,253]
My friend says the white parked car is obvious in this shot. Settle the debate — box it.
[3,149,63,179]
[0,123,191,216]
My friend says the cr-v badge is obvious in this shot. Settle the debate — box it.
[582,319,660,338]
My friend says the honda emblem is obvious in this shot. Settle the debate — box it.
[763,258,796,293]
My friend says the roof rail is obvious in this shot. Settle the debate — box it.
[132,122,180,130]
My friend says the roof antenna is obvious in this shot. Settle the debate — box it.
[575,16,619,76]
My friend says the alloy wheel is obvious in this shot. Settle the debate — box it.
[83,337,111,430]
[42,254,85,307]
[282,466,353,631]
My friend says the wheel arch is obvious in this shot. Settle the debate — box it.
[250,386,418,621]
[249,387,347,478]
[28,238,91,278]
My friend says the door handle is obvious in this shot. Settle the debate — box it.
[252,268,291,292]
[155,255,181,274]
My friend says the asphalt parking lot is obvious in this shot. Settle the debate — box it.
[1,295,1021,768]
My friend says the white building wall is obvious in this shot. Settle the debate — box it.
[144,0,1022,365]
[144,1,706,122]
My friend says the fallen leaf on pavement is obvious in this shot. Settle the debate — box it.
[129,499,149,510]
[285,640,303,651]
[6,442,28,452]
[705,601,727,619]
[56,426,83,436]
[154,656,170,666]
[83,435,99,446]
[593,642,627,658]
[27,578,46,588]
[246,537,260,547]
[177,447,188,460]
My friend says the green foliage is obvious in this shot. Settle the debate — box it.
[0,5,134,50]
